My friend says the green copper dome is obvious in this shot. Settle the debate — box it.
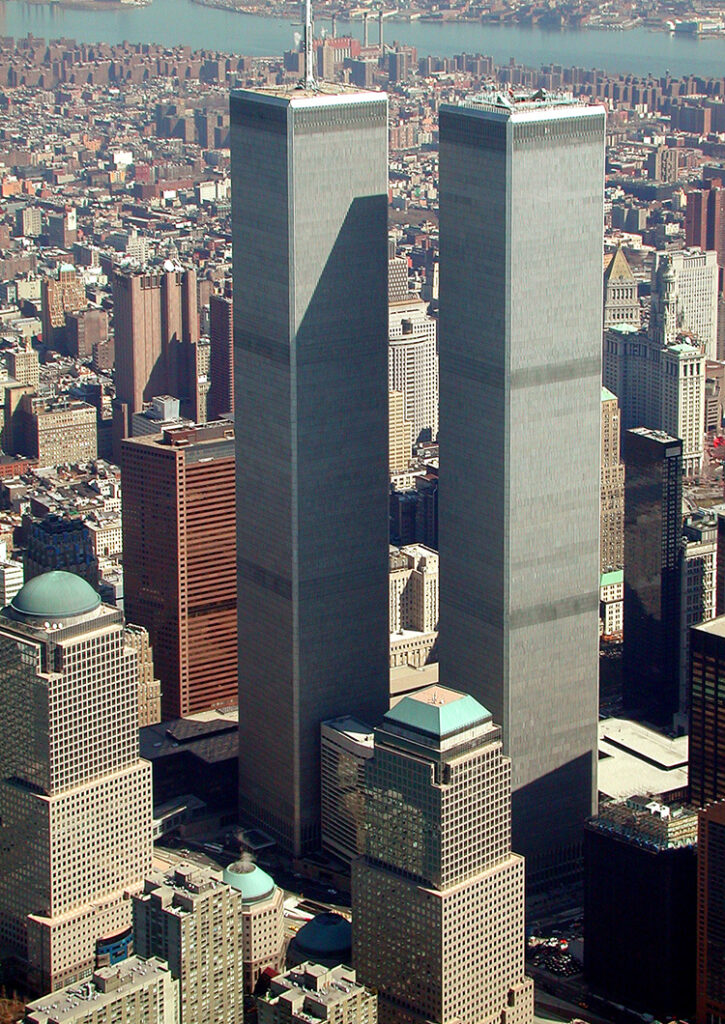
[223,861,276,903]
[10,571,101,619]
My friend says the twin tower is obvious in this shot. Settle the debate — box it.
[231,83,606,883]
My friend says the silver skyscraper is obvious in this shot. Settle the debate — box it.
[231,85,390,855]
[438,93,606,881]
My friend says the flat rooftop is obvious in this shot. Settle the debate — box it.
[598,717,688,802]
[445,89,603,122]
[26,957,171,1023]
[232,84,385,107]
[692,614,725,639]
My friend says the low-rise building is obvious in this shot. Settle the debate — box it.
[258,964,377,1024]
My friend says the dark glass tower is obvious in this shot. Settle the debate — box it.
[623,427,683,724]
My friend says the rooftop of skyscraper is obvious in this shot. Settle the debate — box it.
[449,87,601,120]
[383,684,493,741]
[232,83,385,106]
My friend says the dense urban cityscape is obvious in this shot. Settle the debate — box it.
[0,1,723,1023]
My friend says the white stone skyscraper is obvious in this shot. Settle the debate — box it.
[438,92,605,883]
[352,685,533,1024]
[0,571,153,993]
[231,85,390,855]
[650,248,719,358]
[388,296,439,444]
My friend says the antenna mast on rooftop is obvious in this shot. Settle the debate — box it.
[303,0,315,89]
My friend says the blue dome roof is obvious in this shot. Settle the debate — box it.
[223,861,276,903]
[294,914,351,957]
[10,571,101,620]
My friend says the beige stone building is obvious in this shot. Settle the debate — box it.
[7,345,40,389]
[321,717,374,864]
[389,390,412,474]
[134,862,285,1024]
[352,686,534,1024]
[601,387,625,573]
[389,545,438,669]
[20,395,97,465]
[125,623,162,727]
[603,247,640,330]
[85,516,123,559]
[258,963,377,1024]
[24,957,178,1024]
[0,571,153,994]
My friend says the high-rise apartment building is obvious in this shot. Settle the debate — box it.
[388,295,438,444]
[122,420,237,719]
[231,85,389,854]
[601,387,625,573]
[623,428,683,724]
[0,571,153,993]
[697,800,725,1024]
[352,685,533,1024]
[134,862,284,1023]
[438,92,605,879]
[690,617,725,808]
[651,249,719,359]
[603,247,640,329]
[603,323,705,477]
[208,284,234,421]
[24,957,178,1024]
[112,266,201,458]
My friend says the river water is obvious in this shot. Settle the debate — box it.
[1,0,725,77]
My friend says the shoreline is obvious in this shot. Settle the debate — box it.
[10,0,694,34]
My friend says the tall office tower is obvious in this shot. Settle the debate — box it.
[7,344,40,389]
[389,543,439,668]
[601,388,625,573]
[388,254,409,302]
[320,717,374,864]
[584,798,698,1019]
[112,266,201,458]
[697,800,725,1024]
[603,247,640,329]
[690,617,725,807]
[25,515,99,586]
[0,571,153,993]
[389,390,412,474]
[686,178,725,285]
[388,295,438,444]
[438,92,605,879]
[124,623,162,727]
[679,511,717,726]
[603,324,705,477]
[231,85,389,854]
[623,428,683,724]
[41,265,87,351]
[134,863,284,1023]
[208,283,234,421]
[651,249,719,359]
[352,685,533,1024]
[122,421,236,719]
